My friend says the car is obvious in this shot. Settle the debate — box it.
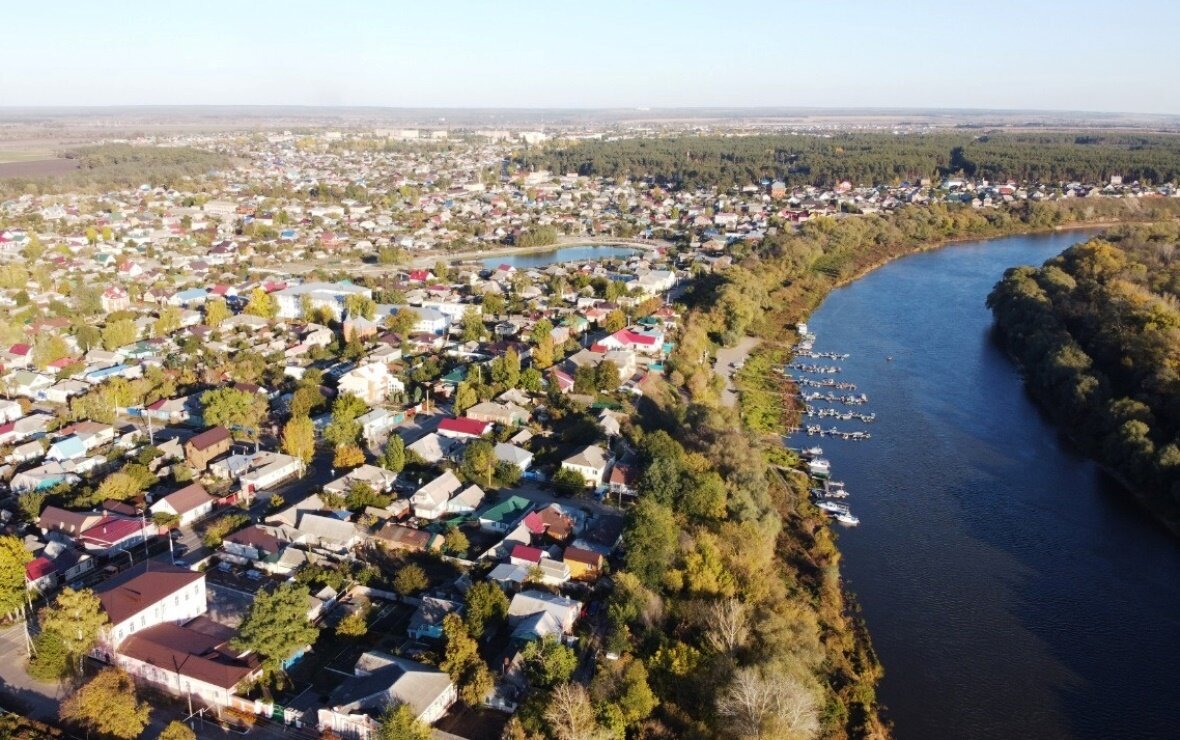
[173,559,189,568]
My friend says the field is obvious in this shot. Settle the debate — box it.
[0,158,79,178]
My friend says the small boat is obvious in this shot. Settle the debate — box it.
[800,446,824,459]
[834,512,860,526]
[816,501,847,514]
[807,458,831,477]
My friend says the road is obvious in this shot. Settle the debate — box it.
[714,336,761,408]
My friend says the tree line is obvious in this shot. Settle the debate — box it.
[0,143,229,196]
[988,224,1180,529]
[518,132,1180,189]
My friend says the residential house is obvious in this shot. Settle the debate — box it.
[561,445,610,487]
[79,515,153,553]
[563,546,604,580]
[410,470,463,520]
[184,426,232,471]
[493,442,533,472]
[478,495,533,533]
[337,363,403,406]
[407,597,461,641]
[371,522,443,552]
[464,401,528,427]
[94,564,206,652]
[437,417,491,440]
[149,483,216,527]
[316,652,457,735]
[507,590,583,638]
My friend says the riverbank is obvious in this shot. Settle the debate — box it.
[681,200,1180,737]
[411,235,670,268]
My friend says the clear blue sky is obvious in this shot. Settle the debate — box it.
[4,0,1178,113]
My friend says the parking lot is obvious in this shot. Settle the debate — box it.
[206,582,256,628]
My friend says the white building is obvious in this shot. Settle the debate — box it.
[338,363,403,406]
[274,282,373,320]
[560,445,610,486]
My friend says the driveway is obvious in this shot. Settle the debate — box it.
[714,336,761,408]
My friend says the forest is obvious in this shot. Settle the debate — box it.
[518,132,1180,189]
[988,225,1180,529]
[0,144,229,196]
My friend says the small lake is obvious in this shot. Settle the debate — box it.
[793,230,1180,739]
[479,245,639,269]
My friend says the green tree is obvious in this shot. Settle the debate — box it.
[464,580,510,639]
[453,381,477,416]
[336,607,369,638]
[573,364,597,395]
[533,335,555,370]
[324,392,367,446]
[289,385,326,418]
[393,564,429,596]
[59,668,151,739]
[441,614,493,706]
[491,347,521,388]
[521,636,578,688]
[623,499,678,588]
[461,439,496,487]
[520,367,543,393]
[281,415,316,465]
[596,361,622,393]
[0,535,31,617]
[153,305,182,338]
[380,434,406,472]
[16,491,46,522]
[243,286,277,319]
[375,702,431,740]
[231,582,320,672]
[32,334,71,370]
[201,387,268,440]
[552,467,588,495]
[38,588,109,671]
[27,629,71,681]
[459,307,485,343]
[101,318,138,350]
[590,656,657,727]
[204,297,230,327]
[385,308,419,339]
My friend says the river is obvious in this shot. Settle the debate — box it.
[795,231,1180,739]
[479,245,638,269]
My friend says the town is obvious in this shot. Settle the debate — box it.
[0,126,1177,740]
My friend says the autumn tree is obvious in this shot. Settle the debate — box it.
[101,318,138,350]
[717,667,819,740]
[201,387,268,440]
[60,668,151,739]
[459,307,485,343]
[603,309,627,333]
[0,535,31,617]
[521,636,577,688]
[244,286,277,319]
[204,297,230,328]
[344,293,378,320]
[385,308,419,339]
[159,721,198,740]
[461,439,496,487]
[393,564,429,596]
[281,415,316,465]
[333,444,366,469]
[544,683,605,740]
[375,702,430,740]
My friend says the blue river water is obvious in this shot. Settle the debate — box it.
[794,231,1180,739]
[479,245,638,269]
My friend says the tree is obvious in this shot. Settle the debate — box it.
[461,439,496,487]
[464,581,509,639]
[27,629,71,681]
[717,667,819,740]
[204,297,230,328]
[290,385,326,418]
[101,318,138,350]
[344,293,378,320]
[521,636,578,688]
[380,434,406,472]
[624,499,678,588]
[443,528,470,556]
[0,535,31,617]
[573,364,597,395]
[281,415,315,465]
[590,656,657,727]
[441,614,493,705]
[336,607,369,638]
[544,683,605,740]
[16,490,46,522]
[552,467,587,495]
[60,669,151,739]
[393,564,429,596]
[375,702,431,740]
[201,387,268,439]
[520,367,543,392]
[159,721,198,740]
[491,347,521,388]
[153,305,182,338]
[38,588,108,669]
[243,287,277,319]
[459,307,485,343]
[333,444,366,469]
[453,381,477,417]
[596,361,621,393]
[32,334,71,370]
[385,308,419,339]
[703,598,750,656]
[533,334,556,370]
[231,582,320,672]
[603,309,627,333]
[325,392,367,446]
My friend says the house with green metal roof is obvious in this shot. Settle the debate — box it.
[477,495,533,533]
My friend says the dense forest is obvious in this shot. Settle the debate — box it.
[0,144,229,196]
[519,132,1180,189]
[988,225,1180,530]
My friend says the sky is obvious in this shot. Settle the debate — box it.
[3,0,1178,114]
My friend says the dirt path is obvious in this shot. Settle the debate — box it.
[714,336,761,408]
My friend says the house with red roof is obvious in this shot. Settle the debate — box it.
[437,417,492,440]
[599,328,663,355]
[510,544,544,567]
[79,515,154,553]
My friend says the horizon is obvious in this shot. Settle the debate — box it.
[5,0,1178,116]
